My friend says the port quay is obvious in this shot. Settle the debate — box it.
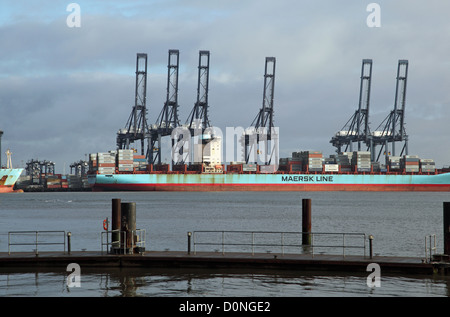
[2,199,449,275]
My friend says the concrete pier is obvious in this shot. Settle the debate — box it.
[0,251,447,275]
[2,199,449,276]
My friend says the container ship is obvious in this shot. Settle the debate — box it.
[87,149,450,192]
[86,54,450,192]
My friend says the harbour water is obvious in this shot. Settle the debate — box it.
[0,191,449,297]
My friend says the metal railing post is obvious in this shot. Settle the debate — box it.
[252,232,255,256]
[35,231,38,255]
[222,231,225,255]
[343,234,345,258]
[188,230,366,258]
[193,232,197,255]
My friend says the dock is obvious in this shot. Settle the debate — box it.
[2,199,449,276]
[0,250,448,275]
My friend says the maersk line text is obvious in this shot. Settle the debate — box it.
[281,175,334,182]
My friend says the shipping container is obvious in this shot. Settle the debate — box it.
[243,164,257,172]
[324,164,339,172]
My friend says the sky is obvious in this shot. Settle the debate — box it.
[1,0,450,172]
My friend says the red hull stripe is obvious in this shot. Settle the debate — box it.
[0,185,15,193]
[93,183,450,192]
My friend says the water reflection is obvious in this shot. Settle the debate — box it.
[2,267,449,297]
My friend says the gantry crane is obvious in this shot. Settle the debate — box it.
[369,60,409,162]
[174,50,212,165]
[186,50,211,132]
[330,59,373,154]
[25,159,55,184]
[244,57,277,165]
[149,49,181,165]
[116,53,150,157]
[70,160,89,176]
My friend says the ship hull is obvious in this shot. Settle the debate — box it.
[0,168,24,193]
[88,172,450,192]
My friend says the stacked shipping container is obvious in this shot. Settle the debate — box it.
[279,157,302,172]
[401,155,420,173]
[133,154,148,171]
[117,149,134,172]
[386,156,401,171]
[278,151,436,174]
[420,159,436,173]
[95,152,116,174]
[89,150,150,174]
[292,151,323,172]
[352,151,371,172]
[45,174,62,189]
[88,149,438,176]
[336,152,352,172]
[16,174,89,191]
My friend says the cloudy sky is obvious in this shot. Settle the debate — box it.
[1,0,450,172]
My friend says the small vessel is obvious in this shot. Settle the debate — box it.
[0,168,23,193]
[0,131,23,193]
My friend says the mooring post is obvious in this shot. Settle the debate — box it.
[187,232,192,254]
[302,198,312,245]
[121,202,136,254]
[444,202,450,256]
[111,198,121,252]
[67,232,71,255]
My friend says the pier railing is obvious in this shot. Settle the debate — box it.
[101,229,146,254]
[191,231,367,258]
[425,234,437,263]
[8,231,66,255]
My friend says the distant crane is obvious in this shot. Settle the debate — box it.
[149,49,181,165]
[5,149,13,169]
[25,159,55,184]
[70,160,89,176]
[244,57,277,165]
[116,53,150,157]
[369,60,409,162]
[330,59,373,154]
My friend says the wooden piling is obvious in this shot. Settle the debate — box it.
[111,199,121,249]
[121,202,136,252]
[302,198,311,245]
[444,202,450,256]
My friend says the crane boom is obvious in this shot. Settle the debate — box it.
[330,59,373,153]
[116,53,150,156]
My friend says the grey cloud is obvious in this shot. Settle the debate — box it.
[1,0,450,170]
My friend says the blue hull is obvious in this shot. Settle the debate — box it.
[88,172,450,192]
